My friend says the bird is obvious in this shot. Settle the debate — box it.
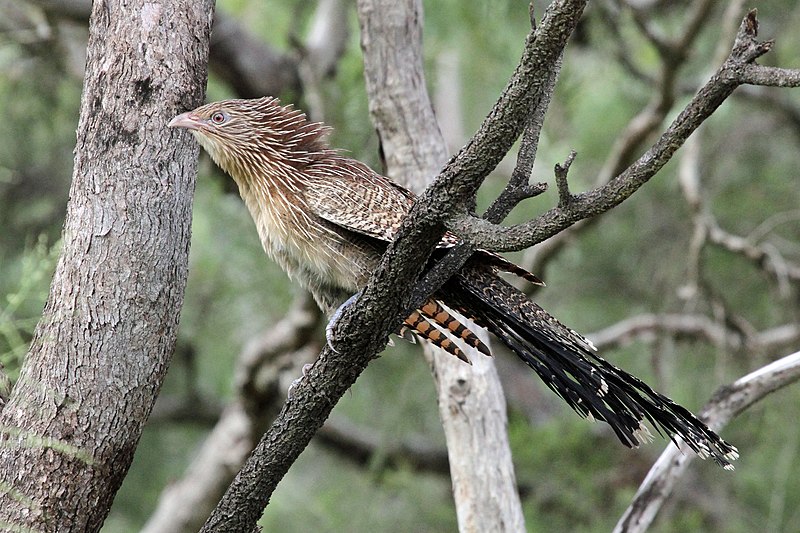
[169,96,739,469]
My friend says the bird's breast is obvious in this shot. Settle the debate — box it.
[237,181,370,308]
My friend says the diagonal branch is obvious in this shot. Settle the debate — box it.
[450,11,800,253]
[614,350,800,533]
[201,8,799,533]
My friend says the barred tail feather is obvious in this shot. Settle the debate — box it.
[443,266,739,470]
[403,310,471,364]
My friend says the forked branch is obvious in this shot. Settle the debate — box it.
[200,2,588,531]
[450,10,800,253]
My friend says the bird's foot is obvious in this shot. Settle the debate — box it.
[325,291,362,353]
[287,363,314,400]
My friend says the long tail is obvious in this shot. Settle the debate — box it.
[442,264,739,470]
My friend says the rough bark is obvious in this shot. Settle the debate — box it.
[25,0,300,100]
[0,2,213,531]
[356,0,525,531]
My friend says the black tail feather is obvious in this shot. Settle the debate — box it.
[443,265,739,470]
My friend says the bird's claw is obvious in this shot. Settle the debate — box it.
[287,363,314,400]
[325,320,341,354]
[325,291,362,354]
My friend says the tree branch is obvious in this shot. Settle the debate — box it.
[450,11,800,253]
[356,3,529,529]
[521,0,720,284]
[587,313,800,353]
[143,293,321,533]
[316,417,450,475]
[200,8,799,533]
[614,349,800,533]
[23,0,302,99]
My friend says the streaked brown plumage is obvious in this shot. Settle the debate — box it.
[170,96,739,469]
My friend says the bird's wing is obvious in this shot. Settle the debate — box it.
[305,157,545,286]
[304,158,417,242]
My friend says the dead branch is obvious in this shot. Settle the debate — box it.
[614,349,800,533]
[141,293,321,533]
[587,313,800,353]
[23,0,302,98]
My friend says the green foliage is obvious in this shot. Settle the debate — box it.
[0,235,59,380]
[262,443,455,533]
[0,41,79,253]
[179,170,297,396]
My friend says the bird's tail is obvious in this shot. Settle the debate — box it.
[443,264,739,470]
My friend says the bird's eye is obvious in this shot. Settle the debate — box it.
[210,111,228,125]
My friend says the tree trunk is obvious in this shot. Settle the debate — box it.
[356,1,526,531]
[0,1,213,531]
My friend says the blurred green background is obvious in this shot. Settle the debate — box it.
[2,1,800,531]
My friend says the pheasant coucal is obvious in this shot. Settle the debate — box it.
[169,96,738,469]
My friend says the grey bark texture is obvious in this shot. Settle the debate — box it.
[356,0,525,531]
[0,1,213,531]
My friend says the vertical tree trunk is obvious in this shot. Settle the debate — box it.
[0,2,213,531]
[356,1,526,531]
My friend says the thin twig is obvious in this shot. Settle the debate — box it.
[555,150,577,208]
[450,11,800,253]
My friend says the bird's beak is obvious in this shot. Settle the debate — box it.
[168,112,201,130]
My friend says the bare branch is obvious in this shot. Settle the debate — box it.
[520,0,721,282]
[587,313,800,353]
[707,221,800,287]
[738,64,800,87]
[614,350,800,533]
[412,11,563,308]
[677,123,800,299]
[294,0,350,122]
[317,417,450,475]
[23,0,302,99]
[483,47,561,222]
[209,12,301,99]
[450,11,800,253]
[554,150,577,208]
[142,293,320,533]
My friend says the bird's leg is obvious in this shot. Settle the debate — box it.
[325,290,363,353]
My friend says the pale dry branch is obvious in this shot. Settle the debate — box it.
[200,2,588,531]
[294,0,350,123]
[677,108,800,301]
[615,350,800,533]
[142,293,321,533]
[587,313,800,353]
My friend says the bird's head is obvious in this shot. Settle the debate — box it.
[169,97,331,178]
